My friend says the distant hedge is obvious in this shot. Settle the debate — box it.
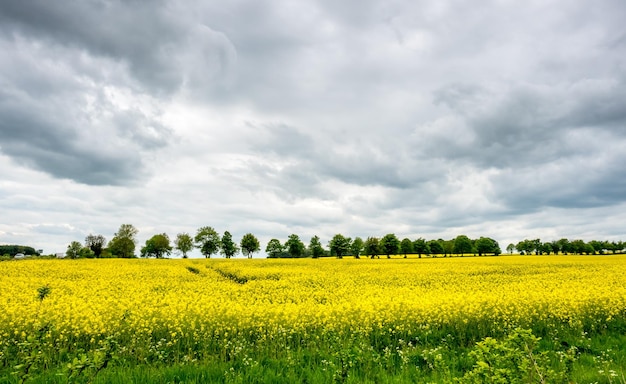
[0,245,39,256]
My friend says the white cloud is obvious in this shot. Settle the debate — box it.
[1,0,625,255]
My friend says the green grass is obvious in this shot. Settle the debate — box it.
[3,323,625,383]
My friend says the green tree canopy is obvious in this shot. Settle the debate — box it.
[453,235,473,256]
[506,243,515,254]
[400,238,414,258]
[85,234,106,258]
[265,239,283,258]
[108,224,138,258]
[427,240,444,257]
[66,241,83,259]
[351,237,364,259]
[329,234,351,259]
[380,233,400,258]
[240,233,261,259]
[174,233,194,258]
[308,236,325,259]
[363,237,380,259]
[475,237,501,256]
[0,245,38,257]
[220,231,239,258]
[285,234,305,258]
[141,233,172,258]
[194,226,221,258]
[413,238,430,258]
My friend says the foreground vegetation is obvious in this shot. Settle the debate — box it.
[1,256,625,383]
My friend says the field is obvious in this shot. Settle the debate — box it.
[1,256,625,383]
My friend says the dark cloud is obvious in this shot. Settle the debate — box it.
[0,53,160,185]
[2,0,626,253]
[0,1,236,95]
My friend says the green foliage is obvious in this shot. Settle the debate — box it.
[350,237,364,259]
[309,235,325,259]
[0,245,39,257]
[265,239,283,258]
[413,238,430,258]
[108,224,138,258]
[380,234,400,258]
[65,241,83,259]
[85,234,106,258]
[240,233,261,259]
[194,226,220,258]
[140,233,172,258]
[174,233,194,258]
[460,328,573,384]
[37,285,51,302]
[400,238,414,257]
[220,231,239,258]
[453,235,473,256]
[285,234,305,258]
[186,266,200,274]
[475,237,501,256]
[79,247,96,259]
[329,234,351,259]
[363,237,380,258]
[428,240,444,256]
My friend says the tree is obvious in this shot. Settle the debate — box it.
[363,237,380,259]
[265,239,283,258]
[329,234,351,259]
[174,233,194,258]
[428,240,444,257]
[79,247,95,258]
[441,239,455,257]
[400,238,414,258]
[549,240,561,255]
[380,234,400,258]
[351,237,364,259]
[285,234,305,258]
[308,236,325,259]
[516,239,534,255]
[475,237,501,256]
[531,239,543,255]
[66,241,83,259]
[571,239,586,254]
[195,226,221,258]
[413,238,430,258]
[453,235,473,256]
[108,224,138,258]
[141,233,172,258]
[85,234,106,258]
[506,243,515,254]
[588,240,605,254]
[557,238,572,254]
[609,241,624,254]
[240,233,261,259]
[0,245,38,257]
[541,242,553,255]
[220,231,239,258]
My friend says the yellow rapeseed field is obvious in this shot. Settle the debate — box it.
[1,255,626,382]
[2,256,625,339]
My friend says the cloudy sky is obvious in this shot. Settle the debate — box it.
[1,0,625,256]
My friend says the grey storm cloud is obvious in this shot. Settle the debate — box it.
[0,0,232,185]
[2,0,626,254]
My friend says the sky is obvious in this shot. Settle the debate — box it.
[1,0,625,257]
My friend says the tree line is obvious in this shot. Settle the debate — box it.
[0,245,39,257]
[508,238,626,255]
[59,224,504,259]
[3,225,623,260]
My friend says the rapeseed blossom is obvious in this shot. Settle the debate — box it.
[0,256,625,372]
